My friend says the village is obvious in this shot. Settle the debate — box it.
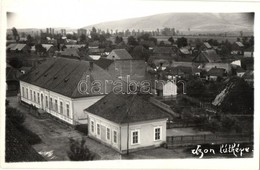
[5,25,254,161]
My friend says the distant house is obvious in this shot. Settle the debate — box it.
[153,47,175,56]
[19,66,32,74]
[236,66,246,77]
[243,46,254,57]
[31,44,55,57]
[206,68,226,81]
[198,63,232,74]
[232,42,244,55]
[106,49,132,60]
[200,42,212,51]
[65,44,86,49]
[88,47,105,60]
[6,43,31,53]
[60,48,80,59]
[6,64,23,96]
[85,93,169,154]
[94,58,148,82]
[242,70,254,87]
[19,58,114,125]
[193,49,221,63]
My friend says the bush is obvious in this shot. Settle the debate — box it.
[6,107,25,127]
[205,119,222,133]
[75,124,88,136]
[67,138,94,161]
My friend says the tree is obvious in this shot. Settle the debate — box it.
[115,36,123,44]
[67,138,94,161]
[127,36,138,46]
[186,78,206,98]
[80,34,87,43]
[168,37,174,45]
[90,27,99,41]
[26,34,34,46]
[132,45,150,61]
[176,37,188,48]
[11,27,19,42]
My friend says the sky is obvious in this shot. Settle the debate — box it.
[5,0,186,29]
[4,0,257,29]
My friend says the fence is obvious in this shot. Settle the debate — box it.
[166,133,253,148]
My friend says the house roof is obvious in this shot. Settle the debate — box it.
[85,93,169,124]
[203,42,212,49]
[207,68,226,77]
[60,48,80,58]
[7,43,27,51]
[31,44,53,51]
[179,47,190,55]
[94,58,114,69]
[200,49,221,63]
[235,41,244,47]
[111,49,132,59]
[19,57,113,98]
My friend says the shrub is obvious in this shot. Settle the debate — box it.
[67,138,94,161]
[221,115,237,132]
[6,107,25,127]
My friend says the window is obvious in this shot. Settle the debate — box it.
[45,96,48,108]
[50,98,53,110]
[33,91,36,102]
[97,124,100,135]
[91,120,94,133]
[30,90,32,100]
[106,128,110,140]
[60,101,63,114]
[66,104,70,117]
[21,87,24,97]
[113,130,117,143]
[154,127,162,141]
[55,100,58,112]
[131,130,140,145]
[26,88,28,99]
[37,93,40,104]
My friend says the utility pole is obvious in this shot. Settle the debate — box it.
[126,94,137,155]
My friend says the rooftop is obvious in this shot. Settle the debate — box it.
[85,93,169,124]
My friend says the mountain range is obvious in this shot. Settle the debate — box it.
[83,13,254,33]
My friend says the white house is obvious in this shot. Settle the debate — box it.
[19,57,113,125]
[85,93,169,153]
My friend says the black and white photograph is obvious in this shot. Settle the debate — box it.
[0,0,259,169]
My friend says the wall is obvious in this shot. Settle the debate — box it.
[87,113,121,151]
[72,96,104,124]
[20,81,74,125]
[120,119,167,152]
[163,81,177,96]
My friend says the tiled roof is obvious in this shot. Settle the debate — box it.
[65,44,86,49]
[6,43,27,51]
[60,48,80,58]
[203,42,212,49]
[19,58,113,98]
[207,68,226,77]
[235,41,244,47]
[200,49,221,62]
[31,44,53,51]
[111,49,132,59]
[85,93,169,124]
[94,58,114,69]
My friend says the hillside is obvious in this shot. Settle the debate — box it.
[84,13,254,33]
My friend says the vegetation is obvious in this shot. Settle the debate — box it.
[67,138,95,161]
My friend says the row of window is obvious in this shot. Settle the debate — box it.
[91,121,118,144]
[90,120,162,145]
[21,86,70,117]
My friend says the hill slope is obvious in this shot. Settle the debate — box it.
[84,13,254,33]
